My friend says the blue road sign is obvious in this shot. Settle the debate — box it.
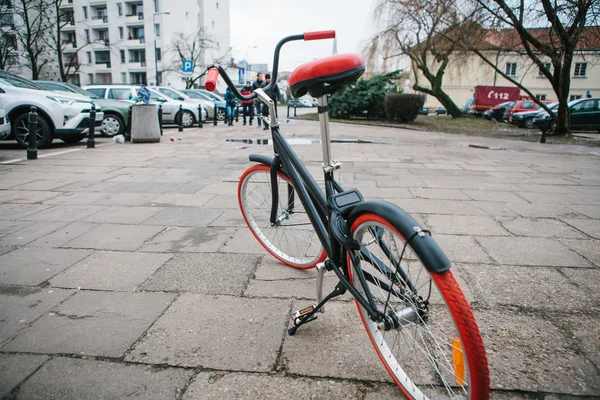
[238,68,245,84]
[182,60,194,73]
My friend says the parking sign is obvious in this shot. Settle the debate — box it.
[182,60,194,74]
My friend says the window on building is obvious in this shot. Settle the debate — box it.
[4,34,17,49]
[85,29,90,43]
[119,26,123,39]
[570,95,582,101]
[0,0,13,8]
[154,0,159,12]
[536,94,547,101]
[117,3,122,16]
[88,73,94,84]
[120,50,125,63]
[538,63,551,77]
[82,6,87,19]
[0,12,14,26]
[505,62,517,77]
[574,62,587,77]
[121,72,127,83]
[87,51,92,63]
[155,23,160,37]
[156,48,161,61]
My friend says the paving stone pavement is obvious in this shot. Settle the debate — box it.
[0,119,599,399]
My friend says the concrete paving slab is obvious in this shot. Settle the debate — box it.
[126,294,290,371]
[507,203,584,219]
[0,204,52,220]
[282,300,390,382]
[434,234,495,264]
[463,190,528,203]
[2,291,175,357]
[208,209,246,227]
[245,275,347,301]
[0,353,49,398]
[13,357,191,400]
[501,217,589,239]
[551,313,600,368]
[0,244,15,256]
[139,253,259,295]
[41,191,109,205]
[62,223,165,251]
[476,237,592,267]
[0,285,73,343]
[0,247,93,286]
[143,207,224,227]
[140,226,235,253]
[459,263,594,310]
[151,192,215,207]
[0,220,34,234]
[106,181,205,194]
[183,371,364,399]
[0,221,68,246]
[423,214,510,236]
[54,181,118,192]
[562,218,600,239]
[50,251,172,291]
[409,188,471,200]
[468,201,519,217]
[559,267,600,302]
[0,190,61,204]
[567,205,600,219]
[477,309,599,395]
[218,227,269,254]
[26,222,99,247]
[93,191,161,206]
[203,194,241,209]
[81,206,162,225]
[253,256,318,280]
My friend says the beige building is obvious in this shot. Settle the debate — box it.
[411,28,600,109]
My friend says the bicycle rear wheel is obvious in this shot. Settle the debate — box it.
[238,164,326,269]
[347,212,489,399]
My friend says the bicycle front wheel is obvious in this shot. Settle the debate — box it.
[347,212,489,399]
[238,164,326,269]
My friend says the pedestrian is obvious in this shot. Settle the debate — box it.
[240,81,254,126]
[224,87,236,126]
[262,73,281,130]
[252,72,265,127]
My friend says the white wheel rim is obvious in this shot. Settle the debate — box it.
[101,116,121,136]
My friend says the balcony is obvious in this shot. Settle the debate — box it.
[125,37,146,47]
[62,40,78,51]
[89,15,108,26]
[124,13,144,24]
[95,60,112,70]
[59,0,73,9]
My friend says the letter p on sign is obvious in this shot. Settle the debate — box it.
[182,60,194,74]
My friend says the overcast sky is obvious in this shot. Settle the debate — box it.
[230,0,376,73]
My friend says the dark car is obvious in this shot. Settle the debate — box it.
[288,98,311,107]
[435,106,447,115]
[483,101,515,122]
[512,102,558,129]
[534,98,600,133]
[418,107,429,115]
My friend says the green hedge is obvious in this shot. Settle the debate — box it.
[385,93,425,123]
[328,75,391,120]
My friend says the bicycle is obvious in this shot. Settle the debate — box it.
[206,30,490,399]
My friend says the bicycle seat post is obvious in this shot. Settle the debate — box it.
[317,96,333,168]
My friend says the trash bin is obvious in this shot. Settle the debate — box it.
[130,104,161,143]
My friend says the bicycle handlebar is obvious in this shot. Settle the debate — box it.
[205,30,336,101]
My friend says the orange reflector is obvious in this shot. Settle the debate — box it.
[452,338,466,386]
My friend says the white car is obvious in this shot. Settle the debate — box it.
[0,109,10,140]
[0,71,103,148]
[84,85,206,127]
[154,86,214,119]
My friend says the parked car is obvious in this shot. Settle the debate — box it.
[483,101,515,122]
[418,107,429,115]
[36,81,132,136]
[311,98,318,107]
[506,100,550,121]
[534,98,600,133]
[182,89,227,121]
[154,87,212,121]
[0,70,103,148]
[0,109,10,140]
[435,106,447,115]
[83,85,206,128]
[288,98,311,108]
[197,89,225,103]
[511,102,558,129]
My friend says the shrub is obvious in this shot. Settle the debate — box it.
[329,74,392,120]
[385,93,425,123]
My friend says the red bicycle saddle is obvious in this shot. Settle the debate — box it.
[289,53,365,98]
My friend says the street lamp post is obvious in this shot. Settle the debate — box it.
[153,11,170,86]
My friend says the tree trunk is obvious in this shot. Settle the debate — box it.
[552,45,575,135]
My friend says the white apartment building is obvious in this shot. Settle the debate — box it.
[2,0,230,89]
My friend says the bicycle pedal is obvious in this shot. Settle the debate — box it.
[292,305,318,325]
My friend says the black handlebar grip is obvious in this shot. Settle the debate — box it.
[206,68,219,92]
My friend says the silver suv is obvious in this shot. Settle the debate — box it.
[84,85,206,127]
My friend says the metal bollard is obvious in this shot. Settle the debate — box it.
[126,105,133,141]
[198,104,203,128]
[287,104,290,118]
[213,102,218,126]
[87,104,96,148]
[294,105,297,117]
[158,104,163,136]
[178,104,183,132]
[27,106,38,160]
[235,105,239,122]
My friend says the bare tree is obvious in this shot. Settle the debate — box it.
[12,0,50,80]
[467,0,600,135]
[0,1,18,71]
[367,0,477,117]
[167,29,228,89]
[43,0,83,82]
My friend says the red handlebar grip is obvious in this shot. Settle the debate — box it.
[205,68,219,92]
[304,30,336,41]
